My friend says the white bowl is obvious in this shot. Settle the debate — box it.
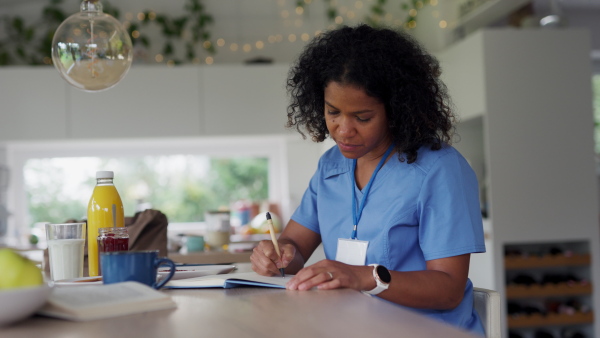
[0,283,53,327]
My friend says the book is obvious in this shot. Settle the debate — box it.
[37,281,177,321]
[164,271,292,289]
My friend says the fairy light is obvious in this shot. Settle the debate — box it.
[205,56,214,64]
[134,1,442,67]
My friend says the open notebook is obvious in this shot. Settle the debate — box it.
[164,271,291,289]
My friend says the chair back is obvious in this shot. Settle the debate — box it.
[473,287,502,338]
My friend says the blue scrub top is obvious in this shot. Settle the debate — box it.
[292,144,486,335]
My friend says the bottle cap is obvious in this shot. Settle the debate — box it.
[96,171,114,179]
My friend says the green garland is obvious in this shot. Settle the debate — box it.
[0,0,214,66]
[0,0,428,66]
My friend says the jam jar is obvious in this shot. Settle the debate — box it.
[97,227,129,275]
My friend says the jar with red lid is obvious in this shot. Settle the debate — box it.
[97,227,129,274]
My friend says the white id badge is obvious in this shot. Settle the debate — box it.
[335,238,369,265]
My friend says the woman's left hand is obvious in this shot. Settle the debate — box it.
[286,259,373,291]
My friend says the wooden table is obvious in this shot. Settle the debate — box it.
[0,264,479,338]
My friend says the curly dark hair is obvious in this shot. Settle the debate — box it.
[285,24,456,163]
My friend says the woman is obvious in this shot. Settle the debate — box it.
[250,24,486,334]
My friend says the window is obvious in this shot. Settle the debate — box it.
[4,135,291,244]
[24,155,268,224]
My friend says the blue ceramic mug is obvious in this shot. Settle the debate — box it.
[100,250,176,289]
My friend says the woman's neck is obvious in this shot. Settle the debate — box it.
[354,143,394,190]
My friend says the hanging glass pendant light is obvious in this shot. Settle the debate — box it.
[51,0,133,92]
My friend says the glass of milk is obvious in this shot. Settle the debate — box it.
[45,223,86,281]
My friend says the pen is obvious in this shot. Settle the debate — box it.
[266,212,285,277]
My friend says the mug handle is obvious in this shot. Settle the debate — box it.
[153,257,176,289]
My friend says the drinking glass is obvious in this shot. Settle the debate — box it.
[45,223,86,281]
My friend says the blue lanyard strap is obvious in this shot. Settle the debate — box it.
[351,144,395,240]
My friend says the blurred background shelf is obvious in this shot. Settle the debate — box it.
[507,311,594,329]
[505,254,591,270]
[506,283,593,299]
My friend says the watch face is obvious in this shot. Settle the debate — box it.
[376,265,391,283]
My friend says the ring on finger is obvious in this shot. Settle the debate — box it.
[326,271,333,281]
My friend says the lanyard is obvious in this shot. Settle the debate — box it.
[351,144,394,240]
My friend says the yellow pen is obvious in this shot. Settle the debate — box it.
[266,212,285,277]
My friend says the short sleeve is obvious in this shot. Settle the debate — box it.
[417,151,486,261]
[291,164,321,234]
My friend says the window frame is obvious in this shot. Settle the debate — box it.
[4,135,290,244]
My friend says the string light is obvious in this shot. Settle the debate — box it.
[135,1,449,65]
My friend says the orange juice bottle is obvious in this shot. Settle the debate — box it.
[87,171,124,276]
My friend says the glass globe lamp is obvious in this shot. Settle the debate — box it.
[51,0,133,92]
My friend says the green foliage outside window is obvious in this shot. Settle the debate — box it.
[24,155,268,226]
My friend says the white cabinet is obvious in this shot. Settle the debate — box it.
[0,64,293,141]
[202,64,290,136]
[439,28,600,337]
[68,66,204,139]
[0,67,68,140]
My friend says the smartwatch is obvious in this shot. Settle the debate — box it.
[363,264,391,295]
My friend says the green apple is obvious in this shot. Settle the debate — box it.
[0,248,43,290]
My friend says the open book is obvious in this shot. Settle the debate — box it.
[38,281,177,321]
[165,271,292,289]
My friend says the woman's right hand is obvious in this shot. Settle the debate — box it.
[250,240,296,276]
